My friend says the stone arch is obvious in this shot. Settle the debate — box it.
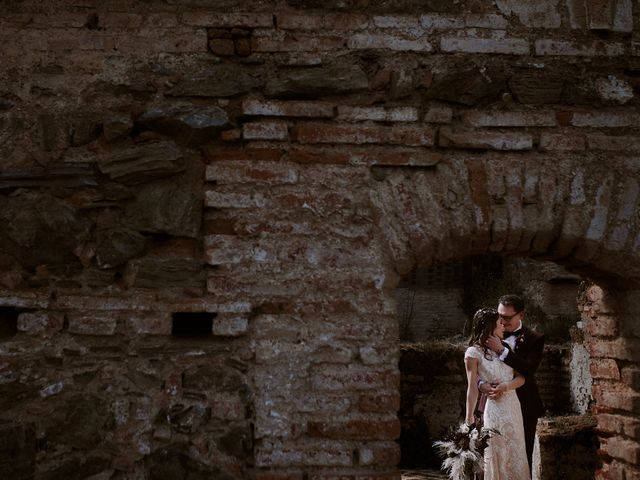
[367,155,640,478]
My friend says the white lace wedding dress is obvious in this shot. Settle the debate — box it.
[465,345,531,480]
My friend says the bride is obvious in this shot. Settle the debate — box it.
[464,308,531,480]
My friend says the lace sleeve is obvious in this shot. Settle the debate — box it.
[464,346,482,360]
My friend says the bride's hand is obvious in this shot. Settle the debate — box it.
[488,383,506,399]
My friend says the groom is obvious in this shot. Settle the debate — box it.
[483,294,545,472]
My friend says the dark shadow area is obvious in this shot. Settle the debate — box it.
[171,312,216,338]
[0,307,20,340]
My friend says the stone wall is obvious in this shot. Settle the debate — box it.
[0,0,639,479]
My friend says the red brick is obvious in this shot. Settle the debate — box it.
[67,311,117,335]
[252,34,346,52]
[595,461,626,480]
[308,419,400,440]
[47,31,116,51]
[235,38,252,56]
[243,122,289,141]
[348,34,432,52]
[209,392,246,420]
[276,13,368,30]
[535,39,625,56]
[465,14,508,28]
[585,314,618,337]
[590,359,620,380]
[243,99,335,118]
[293,124,435,146]
[555,110,573,126]
[439,128,533,150]
[420,13,463,29]
[205,190,266,209]
[441,37,529,54]
[539,133,586,151]
[182,12,273,27]
[206,161,298,184]
[424,105,453,123]
[310,365,400,391]
[255,442,353,467]
[571,112,640,127]
[621,367,640,389]
[220,129,242,141]
[597,413,624,434]
[125,312,171,335]
[147,14,181,28]
[250,472,304,480]
[587,338,640,362]
[204,147,284,163]
[592,384,640,412]
[337,106,418,122]
[99,12,143,28]
[606,437,640,465]
[288,149,351,165]
[209,38,235,55]
[598,414,640,439]
[358,393,401,414]
[372,15,420,29]
[463,111,556,127]
[588,135,640,151]
[17,311,63,335]
[213,313,249,336]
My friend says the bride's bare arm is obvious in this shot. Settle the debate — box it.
[495,371,525,393]
[464,356,479,425]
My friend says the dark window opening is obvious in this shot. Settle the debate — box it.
[171,312,215,338]
[0,307,20,340]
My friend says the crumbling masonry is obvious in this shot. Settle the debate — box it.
[0,0,639,478]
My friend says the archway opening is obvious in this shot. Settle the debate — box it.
[395,254,600,478]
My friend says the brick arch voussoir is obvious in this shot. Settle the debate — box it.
[371,155,640,284]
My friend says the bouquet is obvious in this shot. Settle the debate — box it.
[433,423,500,480]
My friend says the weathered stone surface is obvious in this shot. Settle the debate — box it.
[148,443,236,480]
[0,166,97,190]
[183,365,249,395]
[36,454,111,480]
[495,0,561,27]
[0,421,35,480]
[68,113,102,147]
[125,184,201,237]
[595,75,634,104]
[17,311,63,335]
[124,256,204,288]
[96,224,147,269]
[509,70,565,104]
[138,102,229,142]
[265,65,368,98]
[0,191,92,268]
[426,64,507,105]
[47,394,113,448]
[168,64,263,97]
[96,141,185,185]
[103,113,133,142]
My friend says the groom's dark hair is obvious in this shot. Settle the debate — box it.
[498,294,524,313]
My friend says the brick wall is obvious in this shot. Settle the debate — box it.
[0,0,639,478]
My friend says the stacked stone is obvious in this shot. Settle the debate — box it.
[0,0,638,479]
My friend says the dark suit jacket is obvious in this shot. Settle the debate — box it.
[503,326,545,419]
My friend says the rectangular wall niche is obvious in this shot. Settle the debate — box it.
[171,312,216,338]
[0,307,20,340]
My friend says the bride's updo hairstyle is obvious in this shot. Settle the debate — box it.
[468,308,500,359]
